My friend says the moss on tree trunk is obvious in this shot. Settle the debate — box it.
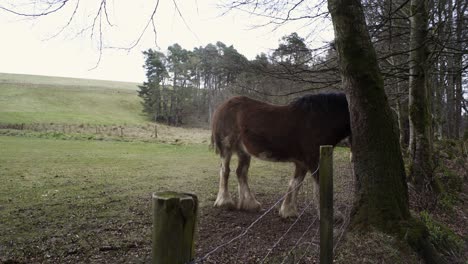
[327,0,442,262]
[328,0,409,230]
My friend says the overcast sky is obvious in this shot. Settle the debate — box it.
[0,1,333,83]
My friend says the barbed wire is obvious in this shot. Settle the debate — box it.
[260,200,314,263]
[296,223,321,263]
[280,215,319,264]
[194,155,354,264]
[260,198,316,263]
[333,160,355,253]
[192,166,319,263]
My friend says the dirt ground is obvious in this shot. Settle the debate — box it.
[195,199,351,264]
[195,161,354,264]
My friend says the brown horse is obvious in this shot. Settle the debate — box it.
[211,93,351,218]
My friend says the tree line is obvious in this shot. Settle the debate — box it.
[138,33,341,126]
[138,42,248,125]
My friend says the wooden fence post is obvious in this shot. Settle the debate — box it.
[320,145,333,264]
[152,191,198,264]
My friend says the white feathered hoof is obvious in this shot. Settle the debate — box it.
[214,194,235,210]
[279,203,298,218]
[238,197,262,212]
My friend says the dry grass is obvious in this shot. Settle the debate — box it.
[0,122,211,145]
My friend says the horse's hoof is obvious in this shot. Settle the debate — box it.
[214,197,235,210]
[279,206,298,218]
[238,200,262,212]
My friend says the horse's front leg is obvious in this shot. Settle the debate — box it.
[236,151,261,211]
[279,163,307,218]
[214,152,235,209]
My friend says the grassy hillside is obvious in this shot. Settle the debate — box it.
[0,72,146,124]
[0,72,139,90]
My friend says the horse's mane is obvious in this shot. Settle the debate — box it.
[290,93,349,114]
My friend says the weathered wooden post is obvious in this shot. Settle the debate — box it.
[152,192,198,264]
[154,124,158,138]
[319,145,333,264]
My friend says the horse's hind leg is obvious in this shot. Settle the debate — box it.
[214,151,235,209]
[236,149,261,211]
[279,163,308,218]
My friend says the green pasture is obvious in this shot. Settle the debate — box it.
[0,73,144,125]
[0,135,350,262]
[0,135,298,261]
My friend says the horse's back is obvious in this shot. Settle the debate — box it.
[212,96,282,136]
[211,96,298,158]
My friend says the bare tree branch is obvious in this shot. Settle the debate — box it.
[0,0,70,17]
[111,0,160,52]
[43,0,80,40]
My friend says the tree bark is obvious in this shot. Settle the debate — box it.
[327,0,442,262]
[328,0,409,230]
[408,0,434,191]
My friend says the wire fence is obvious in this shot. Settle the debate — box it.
[194,157,354,264]
[0,122,209,144]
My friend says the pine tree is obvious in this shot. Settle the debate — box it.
[138,49,168,121]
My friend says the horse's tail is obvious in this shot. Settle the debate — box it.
[210,132,216,153]
[210,130,223,156]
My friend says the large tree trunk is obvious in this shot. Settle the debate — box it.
[328,0,409,231]
[327,0,441,262]
[408,0,434,192]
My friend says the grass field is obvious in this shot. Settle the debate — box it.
[0,73,144,124]
[0,135,309,262]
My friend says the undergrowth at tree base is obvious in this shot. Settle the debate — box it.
[336,139,466,264]
[334,229,421,264]
[406,139,467,263]
[419,211,464,259]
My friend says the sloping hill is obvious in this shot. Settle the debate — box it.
[0,73,146,125]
